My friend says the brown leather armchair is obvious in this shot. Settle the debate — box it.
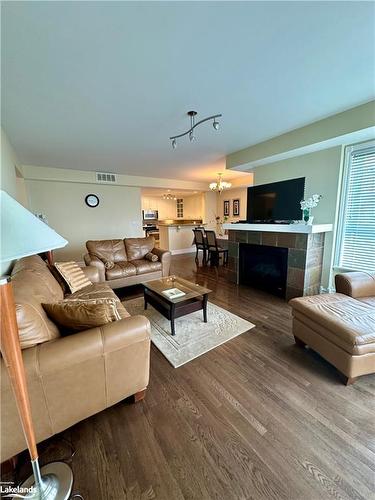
[1,256,151,463]
[84,237,171,289]
[290,271,375,385]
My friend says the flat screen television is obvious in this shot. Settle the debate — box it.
[246,177,305,222]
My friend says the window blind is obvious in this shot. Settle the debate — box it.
[337,144,375,272]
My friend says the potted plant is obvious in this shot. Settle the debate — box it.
[300,194,322,225]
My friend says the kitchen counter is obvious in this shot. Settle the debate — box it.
[159,224,204,255]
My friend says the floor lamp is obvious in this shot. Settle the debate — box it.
[0,190,73,499]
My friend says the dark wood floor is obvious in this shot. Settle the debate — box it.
[8,256,375,499]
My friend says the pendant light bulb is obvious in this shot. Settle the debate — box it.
[189,131,195,142]
[172,138,177,149]
[213,119,220,130]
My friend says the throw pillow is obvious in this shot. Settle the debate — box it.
[54,261,92,294]
[145,252,158,262]
[90,251,115,269]
[42,298,121,334]
[48,264,70,294]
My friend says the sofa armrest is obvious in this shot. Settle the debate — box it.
[335,272,375,298]
[81,265,100,283]
[151,247,171,277]
[84,254,106,282]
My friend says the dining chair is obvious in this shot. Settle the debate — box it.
[205,230,228,266]
[192,228,207,264]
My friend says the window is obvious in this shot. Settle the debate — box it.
[335,141,375,272]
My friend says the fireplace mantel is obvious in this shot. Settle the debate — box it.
[223,223,333,234]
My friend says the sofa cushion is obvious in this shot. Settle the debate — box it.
[42,298,121,334]
[86,239,127,263]
[54,261,92,294]
[131,259,162,275]
[105,262,137,280]
[12,256,64,302]
[124,237,155,261]
[290,293,375,354]
[12,255,49,275]
[358,297,375,307]
[11,256,63,349]
[66,282,118,302]
[66,283,130,319]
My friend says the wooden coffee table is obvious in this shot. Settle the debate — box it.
[143,276,212,336]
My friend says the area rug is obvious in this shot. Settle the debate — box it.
[124,297,255,368]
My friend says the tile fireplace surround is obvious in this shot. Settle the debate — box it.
[222,224,333,301]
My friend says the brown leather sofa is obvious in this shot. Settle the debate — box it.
[84,237,171,289]
[290,271,375,385]
[1,255,151,463]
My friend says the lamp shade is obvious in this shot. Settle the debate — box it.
[0,190,68,263]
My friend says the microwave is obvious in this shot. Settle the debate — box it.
[142,210,158,220]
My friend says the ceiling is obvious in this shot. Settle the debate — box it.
[2,2,374,182]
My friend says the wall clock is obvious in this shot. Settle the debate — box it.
[85,194,99,208]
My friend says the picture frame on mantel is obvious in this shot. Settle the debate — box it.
[223,200,230,217]
[233,199,240,217]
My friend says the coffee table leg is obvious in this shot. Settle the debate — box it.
[144,296,148,310]
[203,294,208,323]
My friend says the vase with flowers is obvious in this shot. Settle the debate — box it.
[300,194,322,225]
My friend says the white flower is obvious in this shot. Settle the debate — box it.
[301,194,322,211]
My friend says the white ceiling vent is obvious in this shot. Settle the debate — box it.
[96,172,117,183]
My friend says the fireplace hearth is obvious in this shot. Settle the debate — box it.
[239,244,288,297]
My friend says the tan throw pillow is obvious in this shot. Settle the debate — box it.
[145,252,158,262]
[42,298,121,334]
[54,261,92,293]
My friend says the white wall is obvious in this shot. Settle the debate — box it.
[1,128,29,274]
[202,191,217,230]
[1,128,19,199]
[182,194,203,220]
[253,146,343,288]
[26,180,143,261]
[217,187,247,222]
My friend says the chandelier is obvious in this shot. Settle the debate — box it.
[209,173,232,193]
[170,110,222,149]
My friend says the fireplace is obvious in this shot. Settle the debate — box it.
[239,243,288,297]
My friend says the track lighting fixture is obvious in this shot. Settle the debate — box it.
[170,110,222,148]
